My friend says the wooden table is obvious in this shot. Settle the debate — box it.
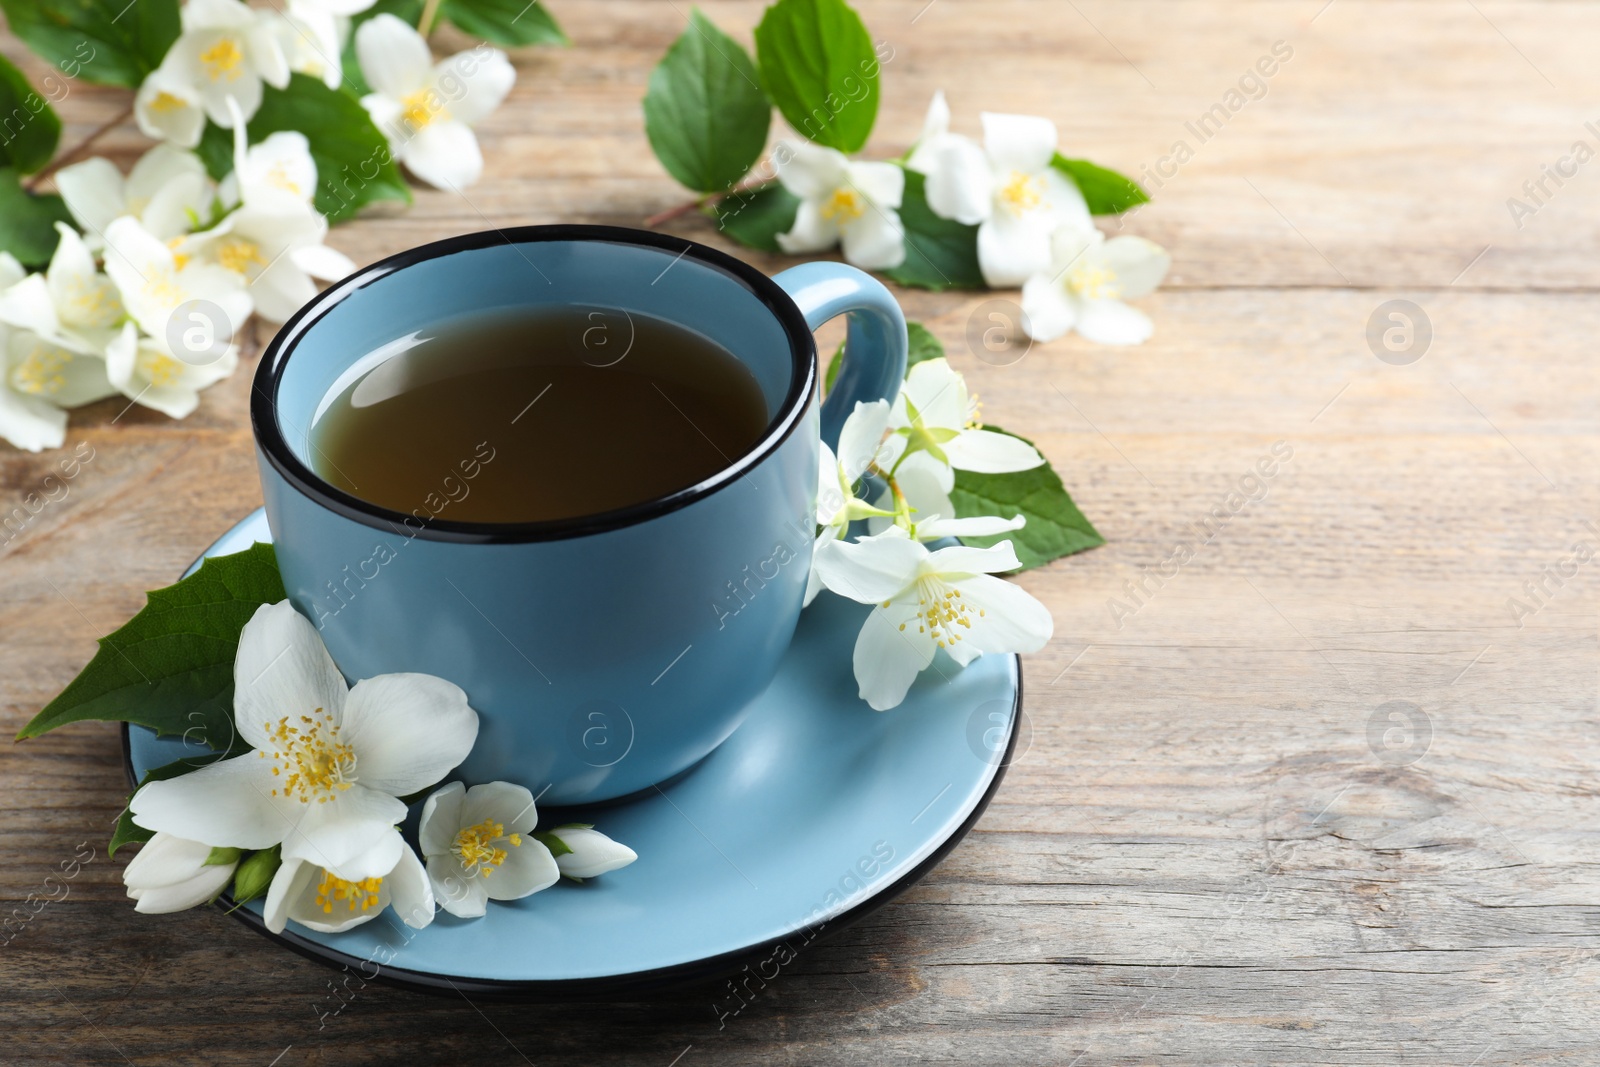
[5,2,1597,1063]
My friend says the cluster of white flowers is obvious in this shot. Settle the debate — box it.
[772,92,1171,346]
[808,357,1054,710]
[122,600,635,931]
[5,0,516,453]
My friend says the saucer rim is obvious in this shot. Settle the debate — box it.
[121,694,1016,1001]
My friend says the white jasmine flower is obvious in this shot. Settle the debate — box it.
[104,322,237,419]
[814,527,1053,711]
[356,14,516,191]
[129,600,480,882]
[1021,224,1170,345]
[267,3,346,90]
[0,237,118,429]
[773,140,905,271]
[881,357,1044,494]
[56,145,216,246]
[871,459,1027,543]
[181,100,354,323]
[419,781,558,919]
[265,837,433,934]
[122,832,238,914]
[145,0,290,134]
[545,826,638,880]
[102,215,252,342]
[808,399,894,605]
[907,96,1091,287]
[291,0,379,15]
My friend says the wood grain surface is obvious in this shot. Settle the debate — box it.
[5,1,1599,1064]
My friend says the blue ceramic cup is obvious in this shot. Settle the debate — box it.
[252,226,907,804]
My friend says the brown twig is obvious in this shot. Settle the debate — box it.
[418,0,444,38]
[26,102,134,192]
[643,174,771,228]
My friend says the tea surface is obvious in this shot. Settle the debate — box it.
[309,307,770,524]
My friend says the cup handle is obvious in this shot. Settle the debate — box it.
[773,262,908,449]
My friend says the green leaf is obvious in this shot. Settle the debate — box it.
[753,0,879,153]
[710,182,799,252]
[0,0,179,89]
[0,54,61,174]
[0,168,71,268]
[109,754,215,857]
[443,0,567,47]
[824,340,844,393]
[230,845,281,906]
[643,9,770,194]
[196,75,410,224]
[533,830,573,857]
[340,0,424,96]
[1051,154,1149,215]
[949,425,1104,571]
[905,321,944,370]
[882,169,984,291]
[17,542,285,747]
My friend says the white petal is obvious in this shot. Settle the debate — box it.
[894,459,955,524]
[462,781,539,834]
[418,781,466,859]
[921,136,992,225]
[386,842,435,928]
[812,529,923,604]
[340,672,479,796]
[917,512,1025,539]
[981,112,1057,174]
[804,524,839,607]
[840,208,905,271]
[122,832,214,890]
[1020,273,1077,342]
[55,158,125,237]
[776,199,840,255]
[550,828,636,879]
[356,14,433,98]
[242,131,318,209]
[403,121,484,190]
[0,275,64,338]
[837,399,891,479]
[978,212,1052,288]
[846,160,904,210]
[130,862,234,913]
[361,93,405,151]
[1039,168,1092,232]
[902,357,968,430]
[956,572,1054,654]
[290,242,355,281]
[127,143,207,208]
[436,47,515,126]
[134,65,206,149]
[1074,298,1154,345]
[915,90,950,148]
[0,386,66,452]
[927,540,1025,577]
[184,0,256,31]
[102,215,173,293]
[232,600,349,752]
[264,856,314,933]
[248,23,292,90]
[285,854,389,932]
[429,854,489,918]
[774,139,850,201]
[853,604,932,711]
[488,837,560,899]
[247,262,317,324]
[1100,235,1170,299]
[128,753,291,850]
[944,427,1044,473]
[280,790,406,880]
[140,171,213,241]
[0,252,26,290]
[8,333,116,407]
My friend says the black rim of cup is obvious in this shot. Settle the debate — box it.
[251,224,818,545]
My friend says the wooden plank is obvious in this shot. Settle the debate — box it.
[3,1,1599,1064]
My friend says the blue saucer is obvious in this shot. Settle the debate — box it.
[123,509,1021,998]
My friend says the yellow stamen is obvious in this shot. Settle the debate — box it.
[149,91,186,114]
[263,708,358,802]
[998,170,1044,215]
[820,187,865,222]
[401,89,445,131]
[1068,264,1120,300]
[217,237,267,276]
[913,575,976,647]
[264,161,302,198]
[12,342,71,396]
[199,38,245,82]
[314,871,383,915]
[452,818,521,878]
